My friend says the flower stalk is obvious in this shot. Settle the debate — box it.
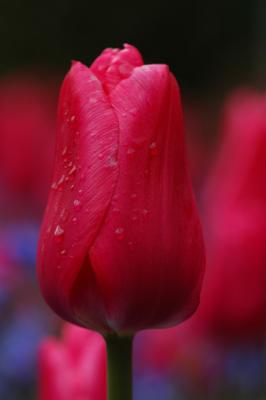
[106,335,133,400]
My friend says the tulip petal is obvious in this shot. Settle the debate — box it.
[89,65,204,332]
[91,44,143,94]
[37,61,119,332]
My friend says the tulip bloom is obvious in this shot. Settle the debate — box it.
[37,44,205,334]
[200,91,266,343]
[39,323,106,400]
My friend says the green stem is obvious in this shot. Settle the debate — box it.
[106,334,133,400]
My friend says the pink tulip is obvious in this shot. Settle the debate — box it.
[37,44,205,334]
[39,323,106,400]
[0,76,56,205]
[200,90,266,343]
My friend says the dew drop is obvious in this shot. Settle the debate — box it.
[68,161,73,168]
[127,147,136,156]
[73,199,82,211]
[78,189,84,195]
[60,249,67,256]
[128,241,133,249]
[70,115,76,122]
[68,165,77,176]
[108,156,118,167]
[129,108,137,116]
[72,217,78,224]
[142,208,149,216]
[70,184,75,190]
[149,142,158,156]
[51,182,57,190]
[75,130,80,137]
[57,174,65,188]
[98,153,104,160]
[60,208,69,222]
[62,146,68,156]
[115,227,125,240]
[54,225,64,243]
[89,97,97,105]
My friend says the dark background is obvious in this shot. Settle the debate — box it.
[0,0,264,96]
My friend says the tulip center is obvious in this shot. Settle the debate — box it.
[91,44,143,94]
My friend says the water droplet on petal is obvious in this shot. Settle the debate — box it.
[89,97,97,104]
[54,225,64,243]
[149,142,158,156]
[57,174,65,189]
[69,165,77,176]
[115,227,125,240]
[98,153,104,160]
[62,146,68,156]
[60,249,67,256]
[78,189,83,195]
[70,115,76,122]
[73,199,82,211]
[72,217,78,224]
[127,147,136,156]
[129,108,137,116]
[108,156,118,167]
[142,208,149,216]
[51,182,57,190]
[60,208,69,222]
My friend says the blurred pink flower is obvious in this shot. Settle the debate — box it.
[39,323,106,400]
[0,75,56,208]
[199,90,266,343]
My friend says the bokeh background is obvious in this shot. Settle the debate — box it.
[1,1,266,399]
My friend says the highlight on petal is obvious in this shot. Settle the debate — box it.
[37,61,119,332]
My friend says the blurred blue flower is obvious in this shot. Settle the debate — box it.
[134,372,176,400]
